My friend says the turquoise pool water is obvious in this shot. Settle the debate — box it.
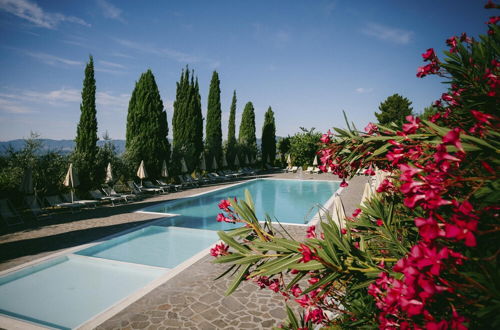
[0,256,165,329]
[142,179,339,230]
[0,179,339,328]
[76,226,218,268]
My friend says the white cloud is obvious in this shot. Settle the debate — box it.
[99,60,125,69]
[96,0,125,23]
[96,91,129,110]
[355,87,373,94]
[361,23,413,45]
[0,88,129,112]
[0,97,35,114]
[0,0,90,29]
[26,51,83,66]
[114,38,220,68]
[111,52,134,59]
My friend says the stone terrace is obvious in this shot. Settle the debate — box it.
[0,172,368,329]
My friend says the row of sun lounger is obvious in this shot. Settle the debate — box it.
[1,168,263,228]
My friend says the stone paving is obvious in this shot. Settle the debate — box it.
[0,172,368,329]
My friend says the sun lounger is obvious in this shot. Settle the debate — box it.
[143,181,167,193]
[62,193,99,208]
[89,190,125,206]
[155,179,182,192]
[192,174,211,185]
[177,175,196,188]
[207,172,226,182]
[127,181,162,194]
[242,167,257,176]
[101,184,136,202]
[0,199,23,226]
[25,195,51,220]
[313,167,321,174]
[305,166,314,174]
[183,175,201,187]
[45,195,83,212]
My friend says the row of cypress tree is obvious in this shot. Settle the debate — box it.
[74,56,277,187]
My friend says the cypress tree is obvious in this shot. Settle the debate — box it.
[125,69,170,178]
[375,94,414,126]
[74,55,98,191]
[172,67,203,173]
[261,106,276,166]
[226,90,237,168]
[238,101,257,161]
[193,77,204,167]
[205,71,222,170]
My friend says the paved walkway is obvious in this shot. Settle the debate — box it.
[0,172,368,329]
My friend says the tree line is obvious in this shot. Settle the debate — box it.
[75,57,277,190]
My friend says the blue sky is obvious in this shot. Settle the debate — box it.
[0,0,491,141]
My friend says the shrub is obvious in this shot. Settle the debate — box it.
[211,5,499,329]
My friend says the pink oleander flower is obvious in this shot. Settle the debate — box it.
[218,199,231,210]
[416,63,440,78]
[210,243,229,257]
[295,294,313,307]
[376,219,384,226]
[487,16,500,25]
[305,308,326,324]
[216,213,234,223]
[364,122,378,134]
[320,133,331,144]
[442,128,464,152]
[446,36,458,52]
[340,180,348,187]
[422,48,436,61]
[414,215,442,242]
[470,109,493,125]
[402,115,421,134]
[291,284,302,297]
[306,225,316,238]
[268,279,281,293]
[352,208,362,217]
[376,178,395,193]
[298,244,318,263]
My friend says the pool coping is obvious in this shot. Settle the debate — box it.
[0,177,343,329]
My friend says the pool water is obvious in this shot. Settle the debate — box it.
[0,178,339,329]
[76,226,218,268]
[142,179,339,229]
[0,256,165,329]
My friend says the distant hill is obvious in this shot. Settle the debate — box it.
[0,139,127,155]
[0,138,271,155]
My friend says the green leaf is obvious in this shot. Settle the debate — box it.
[244,189,255,210]
[286,260,325,271]
[302,272,340,295]
[218,231,251,254]
[212,253,245,263]
[253,254,303,276]
[233,254,268,264]
[225,263,251,296]
[253,241,295,253]
[225,227,253,238]
[285,304,299,329]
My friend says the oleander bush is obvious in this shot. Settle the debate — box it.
[211,4,499,329]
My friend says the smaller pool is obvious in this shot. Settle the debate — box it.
[76,226,218,268]
[0,255,165,329]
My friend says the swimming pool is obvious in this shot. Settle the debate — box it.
[0,178,339,329]
[140,179,340,230]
